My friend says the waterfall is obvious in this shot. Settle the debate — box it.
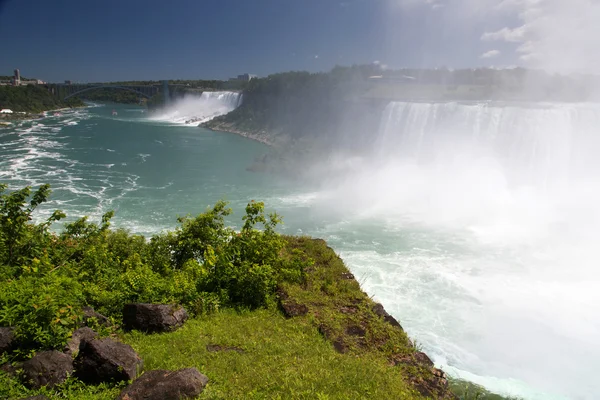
[200,91,243,109]
[149,91,243,126]
[375,101,600,190]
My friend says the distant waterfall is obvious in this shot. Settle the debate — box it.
[149,91,243,126]
[375,101,600,189]
[200,91,243,108]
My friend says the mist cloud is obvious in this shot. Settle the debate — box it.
[480,49,501,59]
[393,0,600,73]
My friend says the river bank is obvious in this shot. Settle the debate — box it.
[202,120,275,146]
[0,106,87,126]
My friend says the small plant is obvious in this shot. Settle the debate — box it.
[0,184,311,354]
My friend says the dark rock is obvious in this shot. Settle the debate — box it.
[341,272,355,280]
[390,351,433,368]
[64,327,98,357]
[372,303,403,330]
[82,306,111,327]
[389,353,455,399]
[74,338,142,384]
[20,351,73,389]
[206,344,245,354]
[318,324,333,340]
[318,324,348,354]
[117,368,209,400]
[277,286,308,318]
[0,327,15,354]
[332,338,348,354]
[346,324,367,337]
[280,300,308,318]
[415,351,434,368]
[122,303,188,333]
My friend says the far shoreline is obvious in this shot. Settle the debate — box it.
[203,122,274,146]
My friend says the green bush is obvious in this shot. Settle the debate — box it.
[0,184,309,355]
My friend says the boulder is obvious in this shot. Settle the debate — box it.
[280,299,308,318]
[372,303,403,330]
[82,306,111,327]
[340,272,355,280]
[0,327,15,354]
[117,368,209,400]
[122,303,188,333]
[74,338,142,384]
[20,351,73,389]
[64,327,98,357]
[346,324,367,337]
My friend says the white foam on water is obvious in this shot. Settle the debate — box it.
[311,101,600,399]
[0,106,141,226]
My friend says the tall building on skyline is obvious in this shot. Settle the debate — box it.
[13,68,20,86]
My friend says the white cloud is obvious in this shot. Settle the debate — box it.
[481,26,528,43]
[479,0,600,73]
[394,0,444,10]
[480,49,501,59]
[390,0,600,73]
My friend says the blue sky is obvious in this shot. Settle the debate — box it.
[1,0,594,82]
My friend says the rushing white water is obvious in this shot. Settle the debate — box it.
[313,101,600,399]
[2,101,599,399]
[149,91,242,126]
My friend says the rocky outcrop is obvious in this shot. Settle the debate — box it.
[122,303,188,333]
[277,287,308,318]
[280,299,308,318]
[20,351,73,389]
[74,338,142,384]
[64,327,98,357]
[372,303,403,330]
[280,237,457,399]
[117,368,209,400]
[0,327,15,354]
[201,121,274,146]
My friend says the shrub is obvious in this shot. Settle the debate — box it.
[0,184,310,355]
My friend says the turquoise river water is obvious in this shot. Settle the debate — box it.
[1,101,599,400]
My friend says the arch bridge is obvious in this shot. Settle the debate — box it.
[50,84,160,100]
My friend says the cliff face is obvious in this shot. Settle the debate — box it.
[279,236,457,399]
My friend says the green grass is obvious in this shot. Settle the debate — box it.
[1,309,419,399]
[0,237,519,400]
[125,309,420,399]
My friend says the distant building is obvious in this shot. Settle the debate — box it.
[64,80,72,85]
[236,74,257,82]
[13,68,20,86]
[22,79,46,85]
[1,109,14,114]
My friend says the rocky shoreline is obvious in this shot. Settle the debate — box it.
[201,121,274,146]
[1,237,460,399]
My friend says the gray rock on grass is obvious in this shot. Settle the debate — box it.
[122,303,188,333]
[117,368,209,400]
[74,338,142,384]
[20,350,73,389]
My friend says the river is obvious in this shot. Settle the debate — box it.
[1,100,599,400]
